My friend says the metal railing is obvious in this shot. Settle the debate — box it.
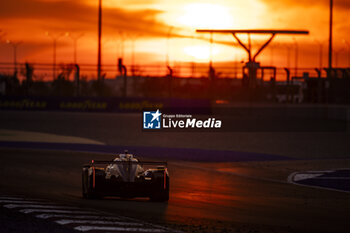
[1,62,349,82]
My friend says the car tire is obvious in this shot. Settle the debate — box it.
[150,173,169,202]
[82,166,100,199]
[82,167,89,199]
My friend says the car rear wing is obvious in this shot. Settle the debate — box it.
[84,160,167,167]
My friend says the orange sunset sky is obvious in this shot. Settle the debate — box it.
[0,0,349,76]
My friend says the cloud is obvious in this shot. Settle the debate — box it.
[0,0,170,38]
[262,0,350,10]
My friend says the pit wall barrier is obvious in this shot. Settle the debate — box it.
[0,96,211,114]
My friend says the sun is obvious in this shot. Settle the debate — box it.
[183,45,219,60]
[177,3,233,29]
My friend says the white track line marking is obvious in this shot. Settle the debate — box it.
[56,219,143,226]
[0,196,182,233]
[293,173,323,181]
[4,204,77,209]
[0,197,43,201]
[0,200,49,204]
[104,210,184,233]
[36,214,121,220]
[0,197,25,200]
[20,209,97,214]
[74,226,165,232]
[308,177,350,180]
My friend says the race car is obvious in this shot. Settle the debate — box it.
[82,151,169,202]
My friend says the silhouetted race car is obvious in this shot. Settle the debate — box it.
[82,151,169,202]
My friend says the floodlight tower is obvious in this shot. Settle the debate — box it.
[6,40,22,78]
[328,0,333,70]
[314,39,324,70]
[0,30,6,41]
[46,32,67,80]
[196,29,309,88]
[68,33,84,65]
[130,34,141,77]
[97,0,102,81]
[166,26,173,68]
[292,38,299,78]
[344,40,350,67]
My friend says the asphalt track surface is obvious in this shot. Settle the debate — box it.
[0,141,290,162]
[1,111,350,233]
[1,110,350,159]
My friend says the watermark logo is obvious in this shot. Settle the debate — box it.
[143,109,162,129]
[142,109,222,131]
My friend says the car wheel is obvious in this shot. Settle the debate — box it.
[82,166,101,199]
[82,168,89,199]
[150,173,169,202]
